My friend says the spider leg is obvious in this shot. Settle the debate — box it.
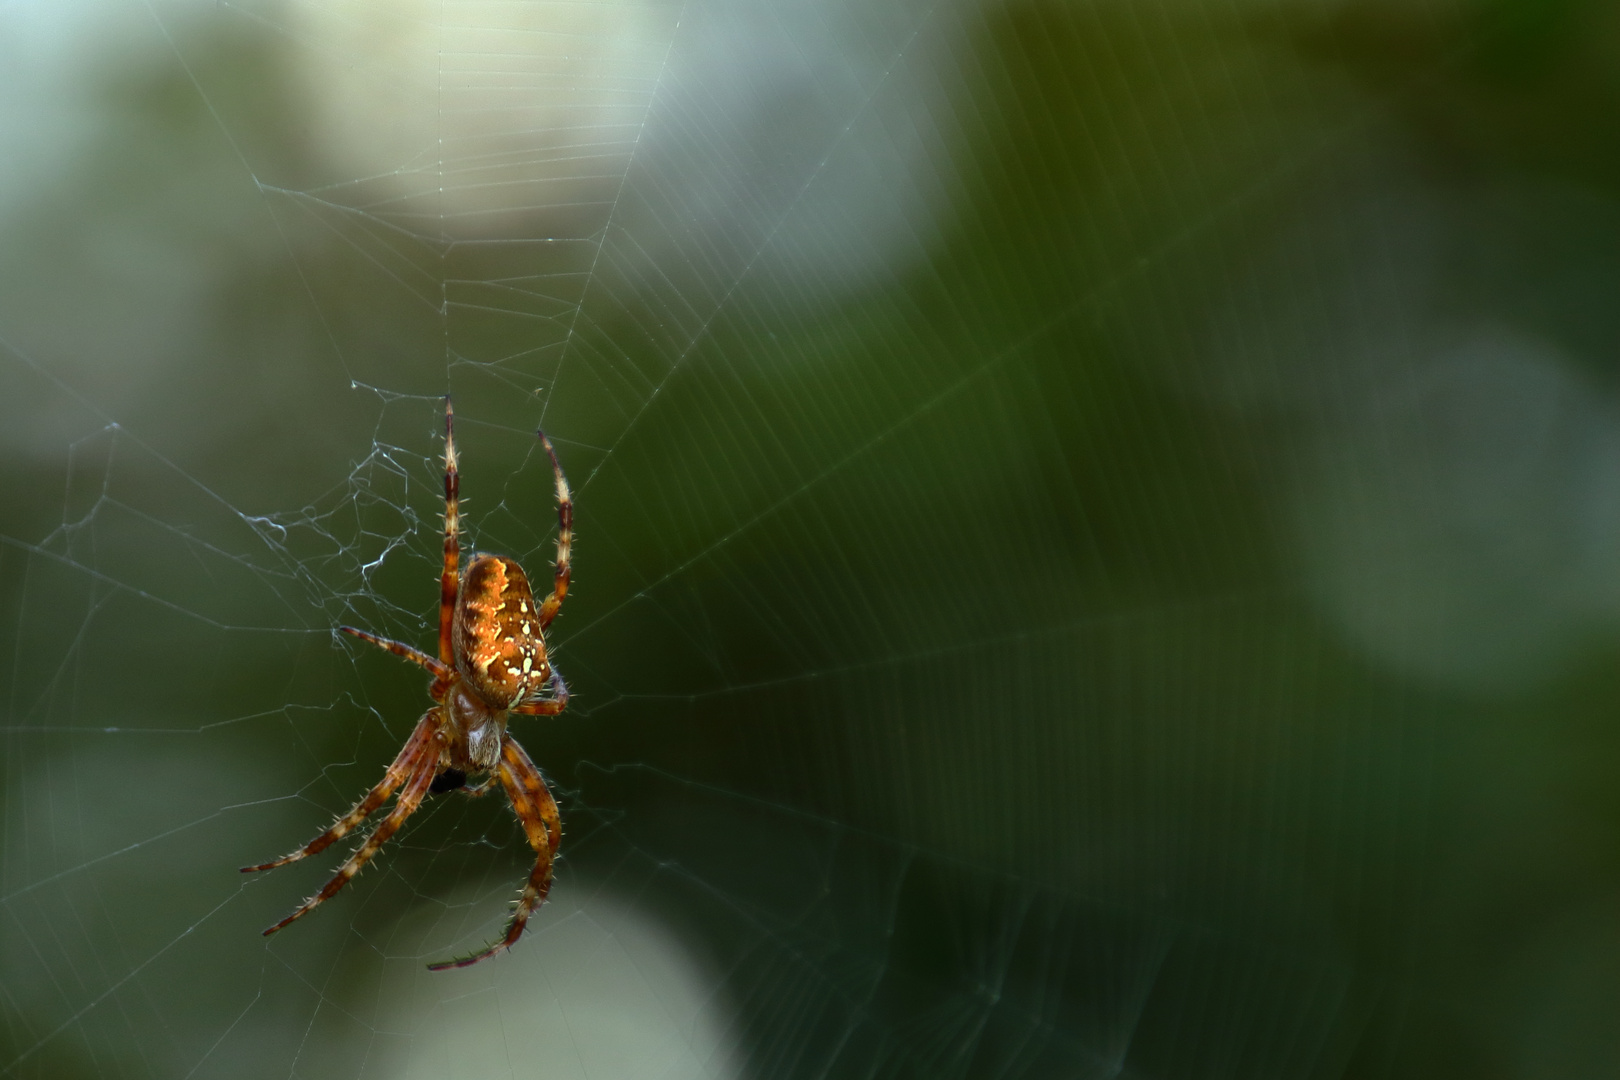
[339,626,452,683]
[509,670,568,716]
[426,735,559,970]
[427,768,498,797]
[440,397,461,665]
[460,773,500,796]
[534,431,571,631]
[241,710,440,873]
[259,723,446,937]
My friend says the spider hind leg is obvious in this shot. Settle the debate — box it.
[535,431,572,631]
[440,397,461,665]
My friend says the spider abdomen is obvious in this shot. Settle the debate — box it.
[453,554,550,707]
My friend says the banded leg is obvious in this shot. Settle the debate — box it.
[535,432,571,630]
[340,626,452,683]
[427,736,559,970]
[260,724,446,937]
[241,710,440,873]
[440,397,461,665]
[510,670,568,716]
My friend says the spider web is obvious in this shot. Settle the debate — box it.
[6,0,1620,1077]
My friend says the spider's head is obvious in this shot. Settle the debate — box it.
[446,679,508,772]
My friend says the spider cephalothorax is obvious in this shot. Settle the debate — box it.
[243,398,572,970]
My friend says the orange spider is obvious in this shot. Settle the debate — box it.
[244,398,572,970]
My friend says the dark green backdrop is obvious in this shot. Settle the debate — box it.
[4,1,1620,1076]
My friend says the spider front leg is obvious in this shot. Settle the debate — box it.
[241,710,440,873]
[460,774,500,796]
[260,718,447,937]
[427,735,560,970]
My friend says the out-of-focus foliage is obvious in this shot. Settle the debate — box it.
[3,1,1620,1077]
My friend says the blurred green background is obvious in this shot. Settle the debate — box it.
[5,0,1620,1076]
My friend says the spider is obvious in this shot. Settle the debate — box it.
[243,398,572,970]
